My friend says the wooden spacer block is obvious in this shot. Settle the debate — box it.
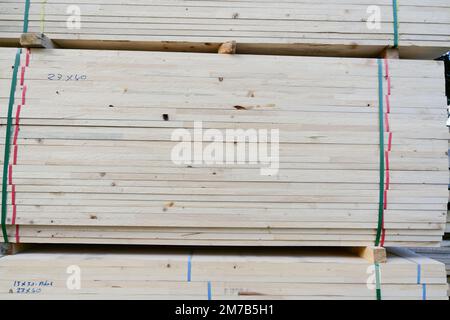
[218,41,237,54]
[350,246,387,263]
[20,33,58,49]
[381,47,400,59]
[1,243,34,255]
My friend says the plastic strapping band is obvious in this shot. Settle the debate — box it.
[385,95,391,114]
[416,262,426,301]
[12,205,16,225]
[13,126,19,146]
[15,225,20,243]
[388,132,392,152]
[21,86,27,105]
[417,264,421,284]
[23,0,31,33]
[11,185,15,206]
[187,254,192,282]
[25,49,30,67]
[392,0,399,48]
[20,67,25,86]
[8,165,12,185]
[1,49,21,243]
[375,59,385,247]
[396,249,425,300]
[207,281,212,300]
[375,263,382,300]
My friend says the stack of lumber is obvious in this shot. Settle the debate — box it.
[412,244,450,297]
[0,246,447,300]
[1,0,449,58]
[0,47,447,247]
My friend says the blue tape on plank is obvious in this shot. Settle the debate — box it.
[422,284,427,300]
[417,264,421,284]
[187,254,192,282]
[207,281,212,300]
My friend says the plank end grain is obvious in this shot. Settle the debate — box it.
[351,246,387,264]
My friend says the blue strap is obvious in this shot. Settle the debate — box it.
[187,254,192,282]
[207,281,212,300]
[417,264,421,285]
[422,283,427,301]
[422,284,427,301]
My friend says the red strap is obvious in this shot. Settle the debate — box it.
[15,225,20,243]
[380,225,386,247]
[25,49,30,67]
[388,132,393,151]
[13,145,18,165]
[385,94,390,114]
[11,185,15,205]
[20,66,25,86]
[385,113,390,132]
[385,151,390,171]
[11,205,17,225]
[385,170,390,190]
[21,85,27,105]
[384,58,390,78]
[8,165,12,185]
[15,105,22,125]
[12,126,19,145]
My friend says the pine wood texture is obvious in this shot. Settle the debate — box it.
[0,0,449,58]
[0,246,447,300]
[0,47,448,247]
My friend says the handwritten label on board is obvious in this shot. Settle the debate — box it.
[48,73,87,81]
[10,280,53,294]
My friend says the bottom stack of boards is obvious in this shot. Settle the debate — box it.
[0,246,447,300]
[412,243,450,297]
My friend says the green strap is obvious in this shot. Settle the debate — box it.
[375,263,382,300]
[375,59,385,247]
[392,0,399,48]
[23,0,31,33]
[1,49,21,243]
